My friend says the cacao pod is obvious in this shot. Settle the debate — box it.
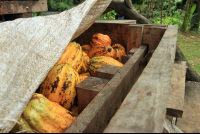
[81,44,92,55]
[79,52,90,74]
[90,33,111,47]
[88,44,115,59]
[88,56,123,76]
[56,41,82,73]
[112,43,126,62]
[79,72,90,83]
[39,63,80,110]
[11,93,76,133]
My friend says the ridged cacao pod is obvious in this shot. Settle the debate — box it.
[56,41,83,73]
[11,93,76,133]
[88,56,124,76]
[90,33,111,47]
[88,44,115,59]
[79,52,90,74]
[82,44,92,55]
[39,63,80,110]
[112,43,126,62]
[79,72,90,83]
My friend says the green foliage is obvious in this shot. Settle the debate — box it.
[47,0,84,12]
[132,0,144,5]
[149,9,184,28]
[188,3,196,27]
[98,10,117,20]
[32,12,37,17]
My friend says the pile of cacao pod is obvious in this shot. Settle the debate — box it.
[11,33,126,133]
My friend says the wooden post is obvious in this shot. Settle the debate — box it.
[166,61,187,117]
[76,76,109,114]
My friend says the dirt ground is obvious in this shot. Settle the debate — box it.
[176,81,200,133]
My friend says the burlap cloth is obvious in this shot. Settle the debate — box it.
[0,0,112,132]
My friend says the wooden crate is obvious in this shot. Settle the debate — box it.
[63,20,181,133]
[0,0,47,21]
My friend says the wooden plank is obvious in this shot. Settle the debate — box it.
[19,12,32,18]
[95,65,122,80]
[142,25,167,48]
[95,19,136,24]
[65,44,148,133]
[149,26,167,51]
[0,0,47,15]
[76,76,109,114]
[127,25,143,53]
[104,25,178,133]
[142,25,154,44]
[166,61,187,117]
[128,47,138,55]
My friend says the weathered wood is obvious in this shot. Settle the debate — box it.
[95,19,136,24]
[142,24,157,44]
[176,81,200,133]
[142,25,167,50]
[104,25,178,133]
[0,0,47,15]
[166,61,187,117]
[128,47,138,55]
[76,76,109,114]
[20,12,32,18]
[149,26,167,51]
[95,65,122,80]
[65,44,148,133]
[127,24,143,53]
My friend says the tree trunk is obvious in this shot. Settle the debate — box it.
[161,0,163,24]
[150,0,155,18]
[103,0,152,24]
[147,0,150,18]
[190,0,200,31]
[152,0,157,18]
[139,5,142,14]
[167,0,171,16]
[181,0,191,32]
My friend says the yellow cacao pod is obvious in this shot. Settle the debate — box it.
[11,93,76,133]
[79,72,90,83]
[56,41,83,73]
[39,63,80,110]
[79,52,90,74]
[88,56,123,76]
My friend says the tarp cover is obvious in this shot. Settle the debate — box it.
[0,0,112,132]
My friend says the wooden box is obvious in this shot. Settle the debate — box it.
[64,20,179,133]
[0,0,47,22]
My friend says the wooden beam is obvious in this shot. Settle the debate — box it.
[95,19,136,24]
[76,76,109,114]
[95,65,122,80]
[104,25,178,133]
[127,24,143,53]
[142,25,167,50]
[166,61,187,117]
[0,0,47,15]
[65,44,148,133]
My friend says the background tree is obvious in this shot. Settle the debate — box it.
[190,0,200,31]
[180,0,191,32]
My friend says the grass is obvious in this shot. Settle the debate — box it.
[177,31,200,76]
